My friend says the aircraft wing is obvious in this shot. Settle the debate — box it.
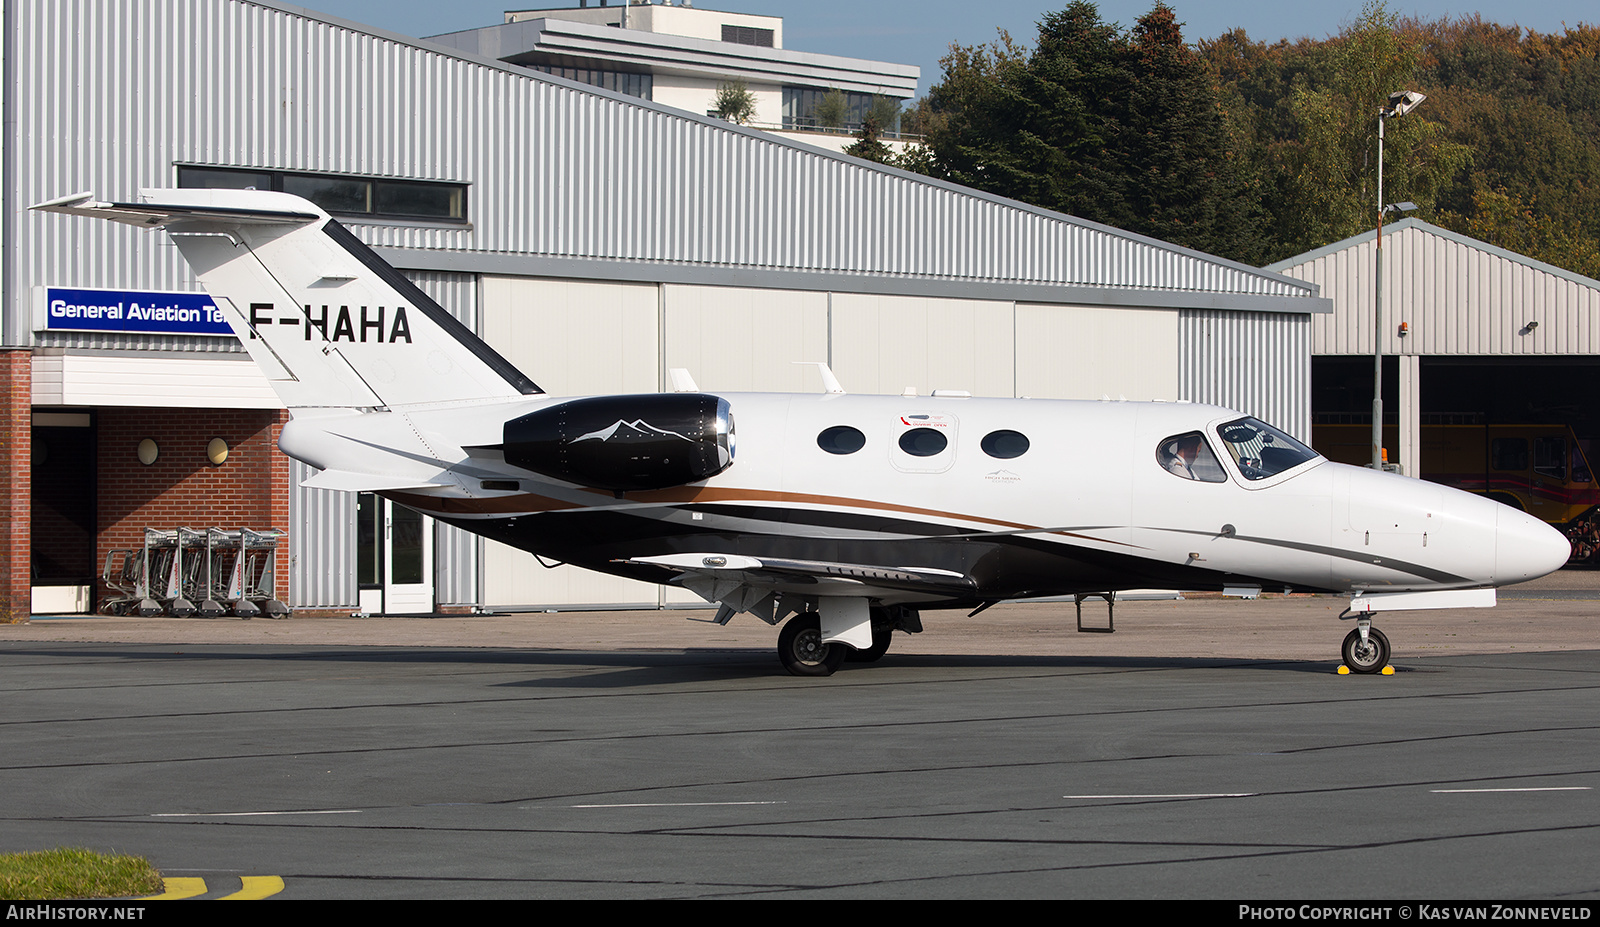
[619,552,976,631]
[623,552,973,594]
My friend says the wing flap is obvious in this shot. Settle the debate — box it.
[620,553,975,596]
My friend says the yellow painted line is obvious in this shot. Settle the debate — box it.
[221,875,285,900]
[139,877,207,900]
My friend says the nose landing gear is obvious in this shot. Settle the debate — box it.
[1341,621,1391,674]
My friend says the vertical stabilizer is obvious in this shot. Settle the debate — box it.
[31,189,540,409]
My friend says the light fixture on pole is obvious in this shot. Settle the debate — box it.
[1373,90,1426,472]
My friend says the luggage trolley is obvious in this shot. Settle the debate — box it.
[209,527,290,618]
[99,526,291,619]
[200,528,242,618]
[99,545,154,616]
[169,527,208,618]
[99,529,181,616]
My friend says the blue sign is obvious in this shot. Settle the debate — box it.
[39,287,235,337]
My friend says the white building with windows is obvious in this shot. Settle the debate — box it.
[429,4,921,151]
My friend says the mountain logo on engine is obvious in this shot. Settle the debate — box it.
[570,420,695,444]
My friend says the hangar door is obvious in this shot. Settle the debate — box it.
[477,277,833,608]
[479,276,663,608]
[1016,303,1180,400]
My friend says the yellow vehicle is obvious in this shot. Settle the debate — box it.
[1314,423,1599,563]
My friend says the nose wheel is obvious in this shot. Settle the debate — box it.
[1341,625,1391,674]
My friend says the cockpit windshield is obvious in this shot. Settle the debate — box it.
[1214,417,1320,481]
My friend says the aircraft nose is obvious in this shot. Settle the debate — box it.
[1496,507,1571,585]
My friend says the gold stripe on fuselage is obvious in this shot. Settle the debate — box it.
[385,485,1139,548]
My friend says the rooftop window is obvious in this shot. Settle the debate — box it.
[528,64,652,101]
[722,25,774,47]
[782,87,903,136]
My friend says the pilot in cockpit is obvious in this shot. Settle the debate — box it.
[1159,432,1227,482]
[1165,434,1203,477]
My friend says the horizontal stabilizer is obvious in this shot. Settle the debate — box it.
[31,191,320,228]
[299,470,443,493]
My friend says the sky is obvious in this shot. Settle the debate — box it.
[287,1,1600,97]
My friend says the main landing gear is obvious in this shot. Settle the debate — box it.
[777,613,847,677]
[776,606,905,677]
[1340,619,1392,674]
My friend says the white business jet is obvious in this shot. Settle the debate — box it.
[34,189,1572,676]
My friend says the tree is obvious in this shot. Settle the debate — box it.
[1436,181,1600,279]
[911,2,1266,261]
[1120,3,1266,259]
[712,81,757,125]
[844,115,894,163]
[907,1,1600,273]
[1274,1,1470,254]
[867,95,903,135]
[812,89,848,129]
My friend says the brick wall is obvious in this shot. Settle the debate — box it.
[0,351,32,623]
[96,407,291,604]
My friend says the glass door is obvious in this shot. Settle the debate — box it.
[356,493,433,615]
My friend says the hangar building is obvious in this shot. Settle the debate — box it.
[1269,219,1600,560]
[1,0,1329,620]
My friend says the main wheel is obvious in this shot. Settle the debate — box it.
[1341,627,1391,674]
[778,613,848,677]
[847,621,892,662]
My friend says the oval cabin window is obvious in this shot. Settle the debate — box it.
[981,430,1029,459]
[817,425,867,455]
[898,428,948,457]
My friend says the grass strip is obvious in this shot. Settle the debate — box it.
[0,847,164,900]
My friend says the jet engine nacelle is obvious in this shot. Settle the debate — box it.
[502,393,734,492]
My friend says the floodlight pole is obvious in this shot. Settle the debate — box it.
[1374,114,1386,471]
[1373,90,1425,473]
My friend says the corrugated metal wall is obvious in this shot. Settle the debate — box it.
[287,269,478,610]
[288,458,357,609]
[7,0,1319,349]
[1278,222,1600,357]
[1179,309,1311,441]
[409,271,480,607]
